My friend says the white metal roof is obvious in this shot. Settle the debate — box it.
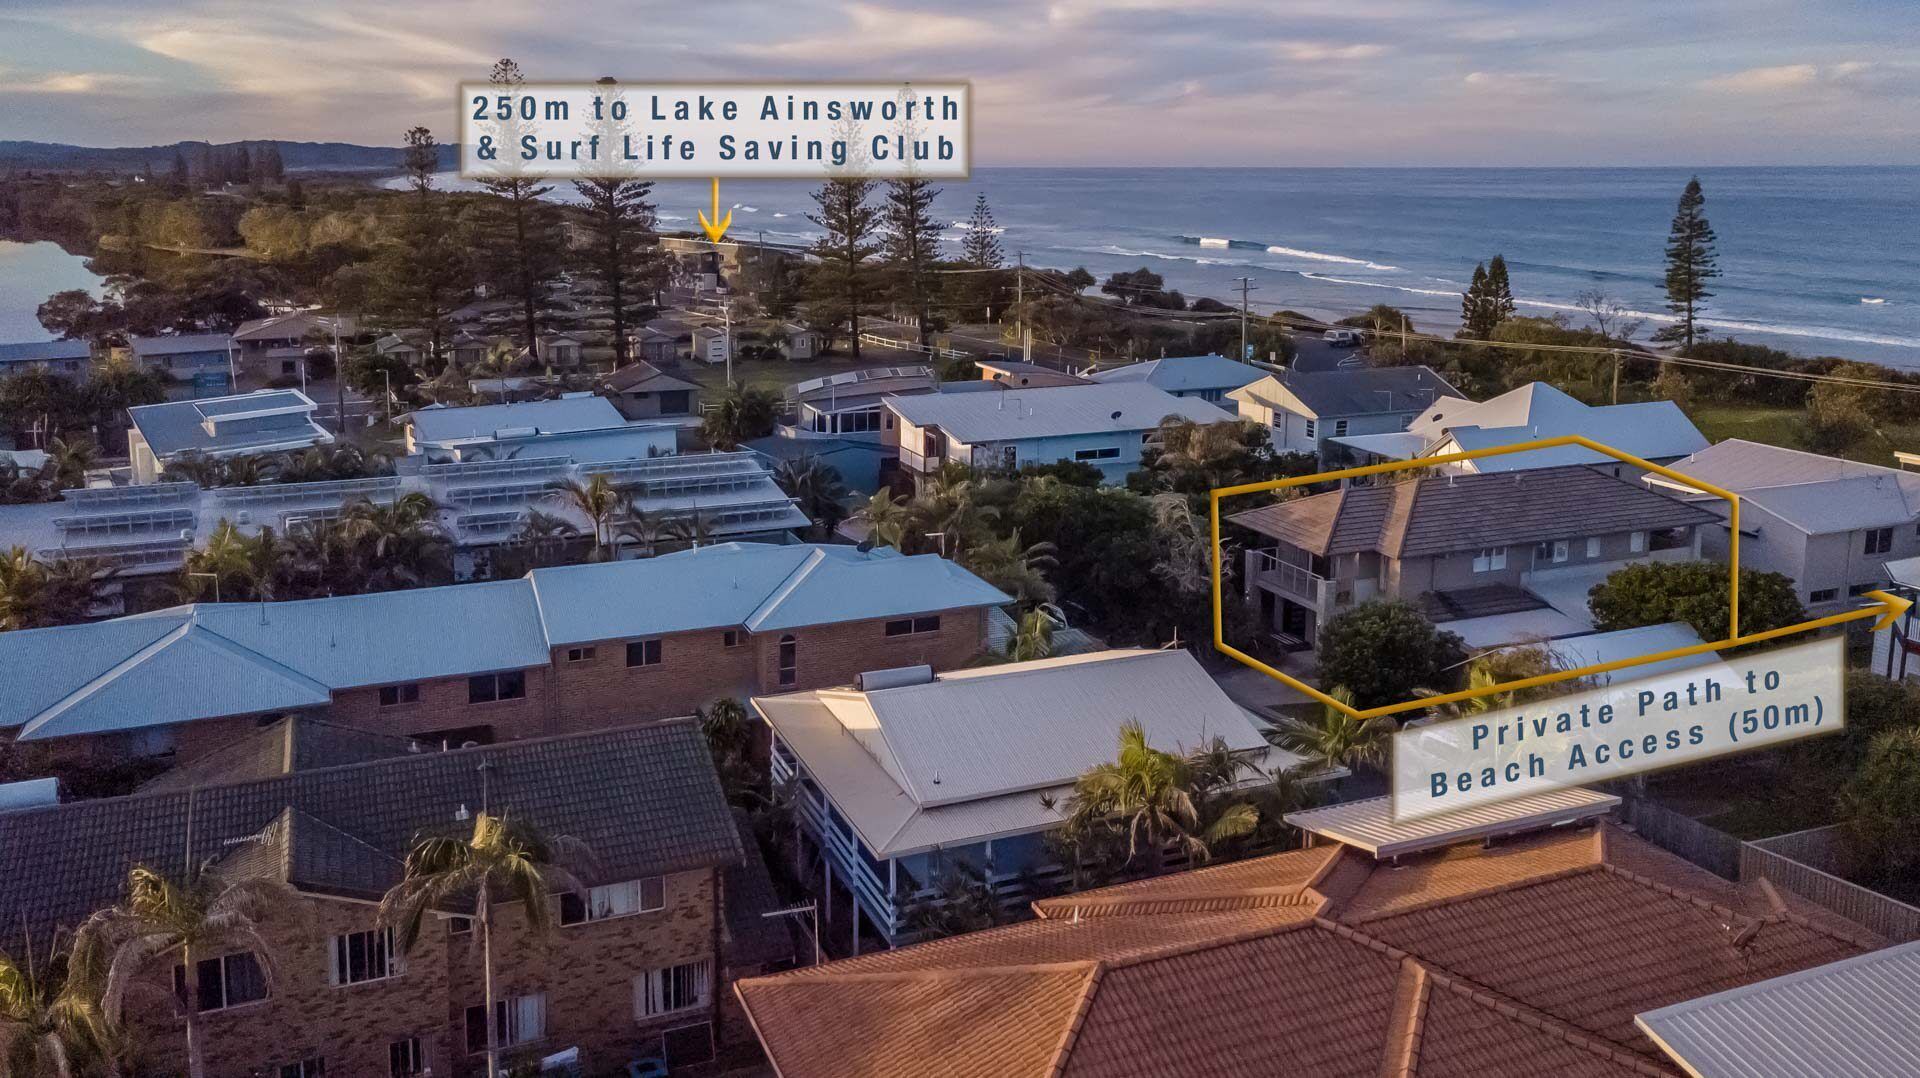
[1635,941,1920,1078]
[1283,787,1619,858]
[753,649,1297,857]
[1408,382,1708,470]
[884,382,1233,443]
[407,397,627,444]
[1089,354,1266,394]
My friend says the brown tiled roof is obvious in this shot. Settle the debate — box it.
[602,360,701,394]
[736,822,1886,1077]
[139,715,420,793]
[1231,465,1717,558]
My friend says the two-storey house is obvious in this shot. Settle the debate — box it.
[1230,463,1719,649]
[1228,366,1461,460]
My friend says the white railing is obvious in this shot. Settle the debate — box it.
[1249,549,1336,610]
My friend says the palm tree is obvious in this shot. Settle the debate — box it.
[45,437,98,492]
[610,498,662,559]
[338,493,448,589]
[514,509,579,568]
[1060,720,1260,876]
[857,488,915,549]
[544,474,623,557]
[182,522,280,602]
[216,454,272,488]
[0,547,49,631]
[1415,644,1586,721]
[1267,687,1395,774]
[699,385,779,450]
[960,531,1056,605]
[77,865,291,1078]
[159,452,225,489]
[774,458,849,538]
[0,943,110,1077]
[1004,608,1056,662]
[39,556,114,626]
[379,814,587,1078]
[662,511,713,551]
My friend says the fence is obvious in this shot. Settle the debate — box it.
[1619,801,1920,941]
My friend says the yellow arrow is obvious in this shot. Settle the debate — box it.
[697,177,733,243]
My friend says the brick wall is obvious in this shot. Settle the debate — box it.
[755,607,989,694]
[328,666,555,745]
[549,628,762,733]
[123,869,720,1078]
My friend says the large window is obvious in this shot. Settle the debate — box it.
[626,639,663,667]
[389,1039,426,1077]
[1073,446,1120,461]
[1649,527,1690,552]
[634,960,712,1019]
[278,1060,325,1078]
[839,407,882,434]
[330,927,400,986]
[777,635,797,687]
[467,671,526,704]
[1866,527,1894,555]
[175,952,268,1012]
[465,994,547,1054]
[884,615,942,637]
[1629,530,1647,553]
[561,877,666,925]
[1471,547,1508,573]
[378,683,419,708]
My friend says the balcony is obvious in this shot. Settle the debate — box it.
[1249,549,1338,613]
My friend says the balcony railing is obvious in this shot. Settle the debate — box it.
[1249,549,1337,612]
[898,446,943,473]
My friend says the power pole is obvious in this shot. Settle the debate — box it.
[1233,277,1256,362]
[1611,351,1622,404]
[1015,252,1025,344]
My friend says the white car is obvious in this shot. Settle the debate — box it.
[1323,328,1364,348]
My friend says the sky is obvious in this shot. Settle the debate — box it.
[0,0,1916,166]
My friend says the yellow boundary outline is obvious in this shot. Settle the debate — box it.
[1208,433,1911,720]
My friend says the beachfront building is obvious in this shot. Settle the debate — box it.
[882,381,1235,484]
[1331,381,1709,476]
[0,339,90,377]
[1230,462,1717,649]
[1229,366,1461,460]
[752,649,1306,951]
[735,788,1895,1077]
[0,541,1009,764]
[0,720,775,1077]
[1645,438,1920,615]
[1088,353,1267,407]
[232,311,354,381]
[128,333,232,382]
[126,389,332,483]
[403,395,677,462]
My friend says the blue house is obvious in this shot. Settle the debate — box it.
[0,340,90,377]
[130,333,233,380]
[752,648,1307,951]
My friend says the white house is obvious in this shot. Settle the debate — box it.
[127,390,332,484]
[882,381,1235,483]
[1230,366,1461,459]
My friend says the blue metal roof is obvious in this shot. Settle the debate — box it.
[1090,354,1266,393]
[408,397,627,444]
[128,333,233,357]
[0,340,89,363]
[127,390,328,457]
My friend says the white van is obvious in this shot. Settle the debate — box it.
[1323,328,1364,348]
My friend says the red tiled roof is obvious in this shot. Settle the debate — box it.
[736,822,1887,1077]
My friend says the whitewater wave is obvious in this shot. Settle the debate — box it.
[1862,297,1888,305]
[1299,272,1460,299]
[950,220,1006,234]
[740,205,759,212]
[771,212,788,218]
[658,213,688,221]
[1177,234,1396,271]
[1197,237,1229,248]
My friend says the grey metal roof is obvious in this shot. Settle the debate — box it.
[1635,941,1920,1078]
[128,333,232,357]
[0,339,89,363]
[885,382,1233,442]
[1650,439,1920,534]
[1409,383,1708,470]
[1283,787,1620,858]
[0,721,744,950]
[127,389,330,458]
[408,396,628,444]
[1090,354,1266,393]
[1232,366,1461,418]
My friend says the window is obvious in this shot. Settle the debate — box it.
[722,630,741,648]
[330,927,400,986]
[1585,537,1601,559]
[839,407,882,434]
[1303,419,1317,440]
[1073,446,1121,461]
[378,683,419,708]
[626,639,663,667]
[389,1038,426,1077]
[565,646,596,663]
[634,960,713,1019]
[449,916,473,935]
[1552,540,1569,564]
[1471,547,1508,573]
[777,635,798,687]
[1649,527,1690,552]
[1866,527,1894,555]
[279,1059,325,1078]
[1629,530,1648,553]
[175,952,268,1012]
[561,877,666,925]
[1333,419,1349,437]
[1809,588,1839,603]
[883,615,942,637]
[467,671,526,704]
[465,993,546,1053]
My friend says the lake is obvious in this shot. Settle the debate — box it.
[0,240,104,342]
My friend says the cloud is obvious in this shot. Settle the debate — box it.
[1702,61,1892,96]
[0,69,148,94]
[1277,41,1390,62]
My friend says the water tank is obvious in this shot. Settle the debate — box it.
[856,665,935,692]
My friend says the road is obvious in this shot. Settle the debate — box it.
[1286,333,1371,373]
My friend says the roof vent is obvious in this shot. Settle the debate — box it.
[857,664,935,692]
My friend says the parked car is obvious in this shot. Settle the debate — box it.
[1323,328,1364,348]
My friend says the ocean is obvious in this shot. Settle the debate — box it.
[5,168,1914,368]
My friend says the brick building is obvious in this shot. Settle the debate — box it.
[0,542,1009,765]
[0,719,790,1077]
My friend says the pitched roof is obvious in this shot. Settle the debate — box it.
[0,721,742,950]
[1088,354,1267,393]
[1634,940,1920,1078]
[232,311,353,342]
[406,396,628,444]
[1405,383,1708,471]
[600,361,701,394]
[1231,366,1462,418]
[1230,464,1718,558]
[0,339,89,363]
[0,544,1007,740]
[885,382,1234,442]
[139,716,424,794]
[739,822,1884,1078]
[751,650,1293,858]
[128,333,232,357]
[1648,439,1920,534]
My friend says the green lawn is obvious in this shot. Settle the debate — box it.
[1687,402,1920,468]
